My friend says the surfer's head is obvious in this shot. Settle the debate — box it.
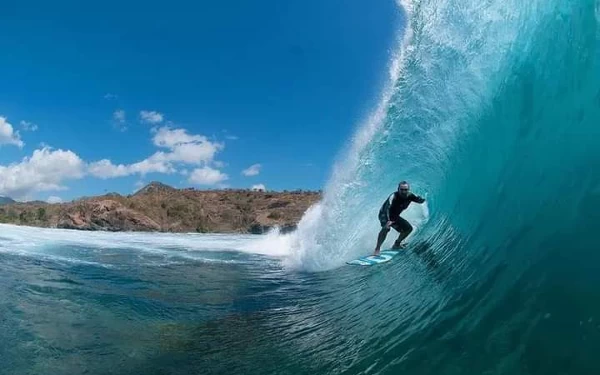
[398,181,410,197]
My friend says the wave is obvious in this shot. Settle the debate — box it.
[272,0,600,276]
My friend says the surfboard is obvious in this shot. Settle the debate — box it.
[346,250,400,266]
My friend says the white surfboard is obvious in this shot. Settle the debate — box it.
[346,250,400,266]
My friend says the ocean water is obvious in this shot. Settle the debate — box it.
[2,0,600,374]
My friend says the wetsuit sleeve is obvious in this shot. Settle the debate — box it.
[381,193,395,221]
[410,193,426,204]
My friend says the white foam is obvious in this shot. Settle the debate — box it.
[0,223,289,266]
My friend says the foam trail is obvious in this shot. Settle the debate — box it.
[0,223,288,266]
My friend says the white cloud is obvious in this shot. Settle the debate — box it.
[113,109,125,123]
[169,143,219,164]
[189,167,228,185]
[251,184,266,191]
[104,93,118,100]
[0,117,230,197]
[87,159,130,178]
[222,129,238,140]
[128,156,176,175]
[0,117,24,148]
[152,126,204,148]
[0,147,85,198]
[88,126,224,180]
[242,163,261,176]
[88,157,174,179]
[113,110,126,131]
[20,121,38,132]
[140,110,164,124]
[152,126,224,165]
[47,196,63,204]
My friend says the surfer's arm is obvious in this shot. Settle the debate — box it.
[411,193,426,204]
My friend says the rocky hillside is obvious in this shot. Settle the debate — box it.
[0,182,321,234]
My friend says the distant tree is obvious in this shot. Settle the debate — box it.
[37,207,46,221]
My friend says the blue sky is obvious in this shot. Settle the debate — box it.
[0,0,402,202]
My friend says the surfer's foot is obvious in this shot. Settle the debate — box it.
[391,242,406,250]
[373,249,381,256]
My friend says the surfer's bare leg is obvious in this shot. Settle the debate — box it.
[374,227,390,256]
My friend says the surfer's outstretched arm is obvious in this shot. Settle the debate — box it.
[410,193,426,204]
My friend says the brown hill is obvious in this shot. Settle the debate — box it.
[0,182,322,234]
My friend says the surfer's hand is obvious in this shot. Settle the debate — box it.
[386,221,394,228]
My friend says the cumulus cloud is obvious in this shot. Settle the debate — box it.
[113,109,125,123]
[88,126,224,179]
[140,110,164,124]
[0,117,24,148]
[0,120,230,197]
[242,163,261,176]
[20,121,38,132]
[47,196,63,204]
[88,157,175,179]
[0,147,85,198]
[251,184,266,191]
[87,159,130,178]
[112,110,127,131]
[151,126,224,165]
[189,166,228,185]
[152,127,204,148]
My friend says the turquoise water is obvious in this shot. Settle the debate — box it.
[2,0,600,373]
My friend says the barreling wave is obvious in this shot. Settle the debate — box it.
[279,0,600,277]
[262,0,600,371]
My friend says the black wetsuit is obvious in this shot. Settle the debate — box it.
[378,192,425,233]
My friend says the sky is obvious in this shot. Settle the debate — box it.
[0,0,403,202]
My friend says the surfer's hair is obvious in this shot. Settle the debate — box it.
[398,181,409,186]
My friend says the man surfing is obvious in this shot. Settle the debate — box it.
[373,181,426,256]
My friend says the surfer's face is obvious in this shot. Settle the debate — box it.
[398,184,409,196]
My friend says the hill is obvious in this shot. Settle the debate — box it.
[0,182,321,234]
[0,196,16,205]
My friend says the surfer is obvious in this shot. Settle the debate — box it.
[373,181,425,256]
